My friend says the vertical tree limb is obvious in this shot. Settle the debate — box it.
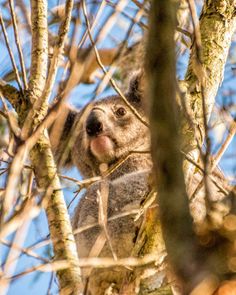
[146,1,206,293]
[181,1,236,155]
[28,0,48,103]
[17,0,82,293]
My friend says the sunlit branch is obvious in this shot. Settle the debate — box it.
[8,0,28,89]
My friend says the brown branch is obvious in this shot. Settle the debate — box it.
[146,0,206,292]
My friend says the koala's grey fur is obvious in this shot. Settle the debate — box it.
[51,73,154,294]
[51,73,233,295]
[73,170,151,294]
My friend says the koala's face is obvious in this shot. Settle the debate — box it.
[72,93,150,177]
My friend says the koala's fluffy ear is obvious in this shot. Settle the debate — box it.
[126,70,146,106]
[50,104,78,168]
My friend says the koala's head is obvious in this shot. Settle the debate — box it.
[70,72,150,178]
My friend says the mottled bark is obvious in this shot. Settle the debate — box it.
[181,0,236,154]
[30,139,82,294]
[21,0,82,293]
[28,0,48,104]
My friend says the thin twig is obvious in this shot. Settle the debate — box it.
[8,0,28,89]
[187,0,201,53]
[4,260,70,281]
[77,0,106,50]
[92,2,145,99]
[0,169,9,177]
[67,190,80,209]
[0,198,40,240]
[46,272,55,295]
[212,125,236,169]
[104,150,150,178]
[1,239,49,263]
[0,221,32,295]
[74,208,146,236]
[60,174,101,186]
[182,151,230,198]
[93,0,128,45]
[41,0,74,104]
[176,26,192,39]
[98,166,117,260]
[186,116,236,202]
[0,12,23,91]
[81,0,149,127]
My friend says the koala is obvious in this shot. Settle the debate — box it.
[51,73,154,294]
[51,73,234,294]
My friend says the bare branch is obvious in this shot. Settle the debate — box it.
[28,0,48,103]
[8,0,28,89]
[183,1,236,153]
[146,1,205,292]
[0,12,23,91]
[0,239,49,263]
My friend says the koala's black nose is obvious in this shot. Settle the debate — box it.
[86,112,103,136]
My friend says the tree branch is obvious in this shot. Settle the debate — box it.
[28,0,48,103]
[27,1,82,293]
[182,1,236,155]
[146,0,206,293]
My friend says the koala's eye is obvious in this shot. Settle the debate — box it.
[115,107,127,117]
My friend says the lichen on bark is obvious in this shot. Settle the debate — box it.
[182,0,236,154]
